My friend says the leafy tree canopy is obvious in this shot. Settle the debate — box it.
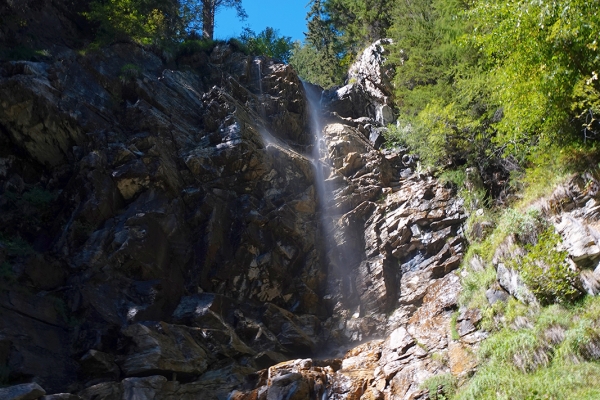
[239,27,293,63]
[85,0,246,44]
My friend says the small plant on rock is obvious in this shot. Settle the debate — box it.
[119,63,142,84]
[509,228,581,306]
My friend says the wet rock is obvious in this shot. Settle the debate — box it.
[266,373,309,400]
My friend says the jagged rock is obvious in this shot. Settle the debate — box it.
[323,40,395,126]
[555,215,600,267]
[0,14,472,397]
[485,281,510,304]
[0,383,46,400]
[79,350,120,382]
[119,323,209,377]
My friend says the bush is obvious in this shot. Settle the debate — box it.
[510,228,581,306]
[85,0,183,46]
[22,187,56,208]
[119,63,142,84]
[176,38,217,58]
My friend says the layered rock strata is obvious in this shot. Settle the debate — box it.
[0,36,476,399]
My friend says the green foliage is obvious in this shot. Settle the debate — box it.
[176,38,217,58]
[51,296,83,328]
[119,63,142,84]
[421,373,457,400]
[289,41,345,88]
[0,364,9,386]
[450,311,460,341]
[469,0,600,157]
[84,0,246,45]
[320,0,394,56]
[85,0,182,45]
[239,27,293,63]
[459,262,496,311]
[297,0,392,87]
[508,229,581,306]
[0,262,15,283]
[0,46,50,61]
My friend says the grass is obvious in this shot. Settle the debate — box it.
[458,263,496,310]
[421,373,458,400]
[450,145,600,398]
[450,312,461,341]
[454,296,600,399]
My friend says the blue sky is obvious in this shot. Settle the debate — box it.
[213,0,310,43]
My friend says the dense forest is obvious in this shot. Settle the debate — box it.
[296,0,600,197]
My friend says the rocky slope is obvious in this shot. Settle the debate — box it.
[0,13,483,397]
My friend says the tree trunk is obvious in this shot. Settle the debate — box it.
[202,0,215,40]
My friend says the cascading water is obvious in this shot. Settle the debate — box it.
[303,82,357,310]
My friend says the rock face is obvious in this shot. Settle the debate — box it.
[323,39,396,128]
[0,12,471,397]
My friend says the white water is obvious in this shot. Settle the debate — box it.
[303,81,359,311]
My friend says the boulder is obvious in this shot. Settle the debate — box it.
[0,383,46,400]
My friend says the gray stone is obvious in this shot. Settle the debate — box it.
[556,216,600,267]
[0,383,46,400]
[497,263,537,305]
[119,323,209,377]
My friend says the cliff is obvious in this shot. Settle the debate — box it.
[3,4,600,399]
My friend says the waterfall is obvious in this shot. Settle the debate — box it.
[303,82,354,303]
[303,82,329,216]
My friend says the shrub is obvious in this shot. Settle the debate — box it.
[22,187,56,208]
[510,228,581,305]
[176,38,217,58]
[119,63,142,84]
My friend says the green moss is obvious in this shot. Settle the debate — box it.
[119,63,142,84]
[0,46,50,61]
[0,365,9,386]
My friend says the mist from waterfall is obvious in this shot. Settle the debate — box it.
[302,82,358,310]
